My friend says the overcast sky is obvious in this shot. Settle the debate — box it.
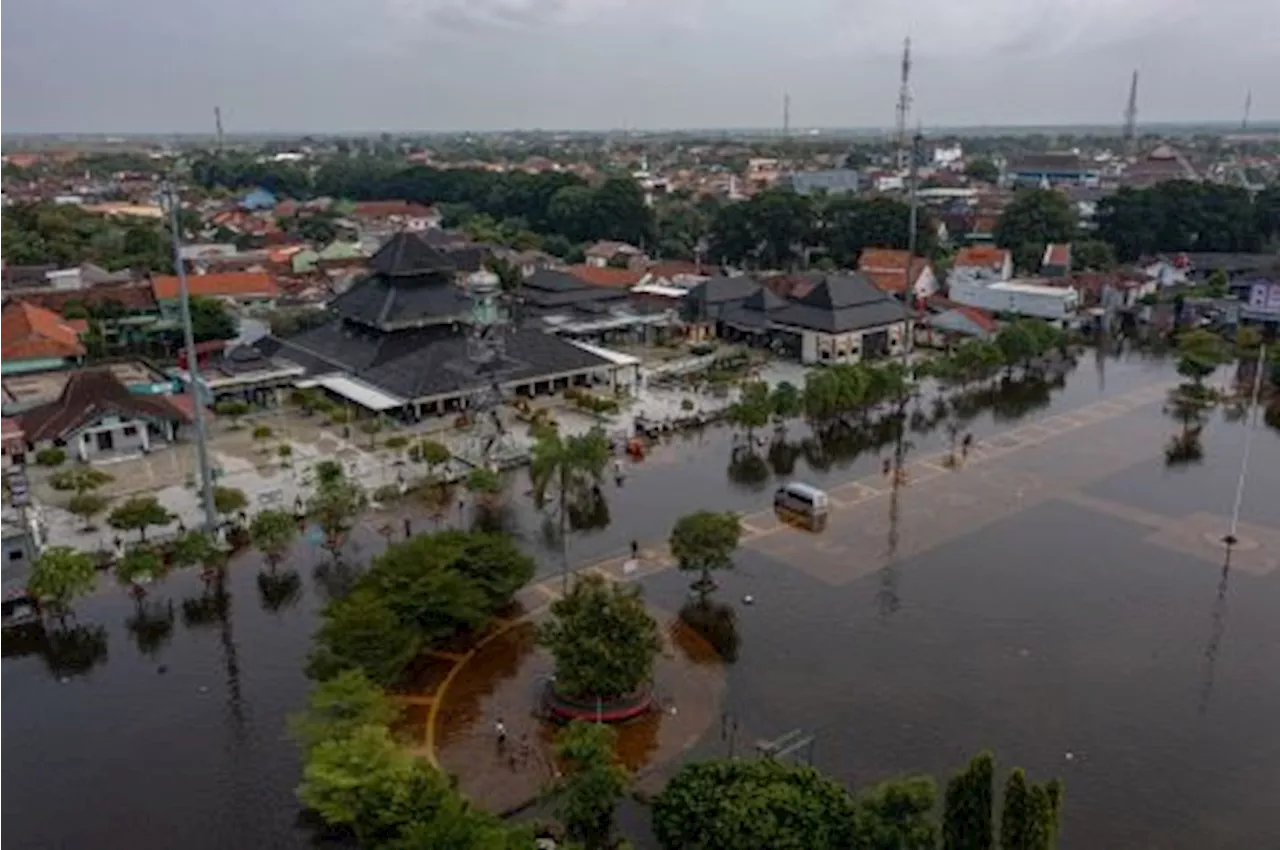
[3,0,1278,134]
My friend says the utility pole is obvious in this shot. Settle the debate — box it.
[894,37,913,172]
[166,181,219,532]
[1224,341,1268,546]
[1122,70,1139,157]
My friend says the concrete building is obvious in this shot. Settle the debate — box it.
[784,169,861,196]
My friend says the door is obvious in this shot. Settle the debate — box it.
[96,430,114,452]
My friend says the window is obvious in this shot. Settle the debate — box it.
[8,548,24,562]
[122,426,138,437]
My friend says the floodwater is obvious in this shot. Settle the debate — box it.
[4,349,1279,849]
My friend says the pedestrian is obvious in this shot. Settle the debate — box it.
[882,458,892,477]
[631,539,639,559]
[404,518,412,539]
[495,718,507,750]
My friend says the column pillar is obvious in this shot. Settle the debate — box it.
[139,421,151,451]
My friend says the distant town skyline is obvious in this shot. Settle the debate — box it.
[3,0,1277,134]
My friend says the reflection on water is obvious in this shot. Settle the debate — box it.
[1197,550,1232,719]
[257,569,304,612]
[125,599,176,659]
[677,600,741,664]
[3,620,110,679]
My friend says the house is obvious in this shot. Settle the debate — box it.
[239,187,277,211]
[151,272,281,312]
[1120,144,1199,189]
[250,232,627,419]
[349,200,440,231]
[1040,244,1072,277]
[915,297,998,347]
[522,269,630,316]
[683,275,764,325]
[3,514,40,625]
[18,368,197,461]
[785,169,861,196]
[566,265,645,290]
[1,301,87,375]
[856,249,938,300]
[2,419,26,469]
[583,241,646,269]
[1006,153,1100,188]
[697,272,912,365]
[951,245,1014,284]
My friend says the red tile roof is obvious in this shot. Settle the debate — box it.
[19,369,195,444]
[152,272,280,300]
[857,249,931,293]
[925,296,999,333]
[565,265,644,289]
[351,200,436,219]
[1043,243,1071,268]
[954,245,1010,270]
[10,280,157,315]
[1,301,86,361]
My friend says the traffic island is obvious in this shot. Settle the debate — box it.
[427,614,726,815]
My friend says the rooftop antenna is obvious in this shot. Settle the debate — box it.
[894,37,913,172]
[214,106,225,153]
[783,91,791,139]
[1122,70,1139,157]
[1241,89,1252,131]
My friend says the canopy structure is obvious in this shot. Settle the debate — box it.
[313,374,407,411]
[565,339,642,367]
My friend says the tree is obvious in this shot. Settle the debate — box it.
[994,190,1077,272]
[28,546,98,622]
[852,776,939,850]
[291,669,400,755]
[539,573,661,702]
[68,491,111,531]
[670,510,742,600]
[1176,329,1229,390]
[49,466,113,494]
[1070,239,1115,272]
[416,439,451,472]
[552,720,630,849]
[171,530,222,577]
[529,426,611,587]
[999,769,1063,850]
[308,587,423,685]
[114,545,169,598]
[250,508,299,569]
[360,417,384,449]
[308,473,367,558]
[653,758,857,850]
[943,751,994,850]
[108,495,174,542]
[1205,269,1230,298]
[728,381,772,446]
[464,467,502,500]
[964,159,1000,184]
[770,380,803,421]
[214,399,251,428]
[214,485,249,521]
[188,296,238,342]
[995,323,1037,377]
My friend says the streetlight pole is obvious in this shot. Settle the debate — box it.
[166,180,219,532]
[1224,342,1267,546]
[902,127,922,367]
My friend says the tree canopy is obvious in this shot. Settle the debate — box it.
[670,510,742,598]
[1,201,175,272]
[107,496,174,541]
[552,720,630,848]
[28,546,98,620]
[538,573,661,701]
[993,189,1078,273]
[1095,181,1276,260]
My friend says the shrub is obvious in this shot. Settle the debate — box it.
[36,447,67,467]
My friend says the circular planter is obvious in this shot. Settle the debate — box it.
[542,681,653,724]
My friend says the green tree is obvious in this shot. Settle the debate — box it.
[308,473,367,558]
[308,586,422,684]
[250,508,299,569]
[108,495,174,542]
[28,546,98,622]
[213,485,249,521]
[770,380,803,421]
[728,381,773,445]
[653,758,857,850]
[552,720,630,849]
[114,545,169,598]
[188,296,238,341]
[999,769,1063,850]
[529,426,611,588]
[68,491,111,531]
[1176,329,1229,390]
[670,510,742,600]
[214,399,251,428]
[1070,239,1115,271]
[995,323,1037,377]
[50,466,113,494]
[171,530,222,575]
[417,439,451,472]
[539,573,661,702]
[291,669,401,755]
[943,751,994,850]
[994,190,1077,272]
[852,775,939,850]
[965,159,1000,184]
[1205,269,1230,298]
[360,417,384,449]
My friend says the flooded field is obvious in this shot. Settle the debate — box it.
[4,351,1278,849]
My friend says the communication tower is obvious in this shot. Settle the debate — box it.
[1122,70,1139,157]
[894,37,913,172]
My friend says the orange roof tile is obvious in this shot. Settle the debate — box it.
[152,272,281,300]
[351,200,436,219]
[858,249,931,293]
[565,265,644,289]
[1043,243,1071,267]
[954,245,1010,270]
[1,300,86,361]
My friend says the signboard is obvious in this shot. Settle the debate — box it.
[1248,282,1280,315]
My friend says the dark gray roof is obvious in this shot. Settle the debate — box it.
[769,273,907,333]
[691,275,762,304]
[742,287,785,312]
[443,244,489,273]
[257,320,611,401]
[327,272,468,330]
[1010,153,1090,173]
[523,269,628,311]
[368,231,456,277]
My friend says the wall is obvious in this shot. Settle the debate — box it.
[0,357,74,376]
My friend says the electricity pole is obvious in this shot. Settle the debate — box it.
[166,181,219,532]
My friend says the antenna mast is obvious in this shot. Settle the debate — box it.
[894,37,912,172]
[1241,90,1252,131]
[783,92,791,139]
[1122,70,1139,157]
[214,106,225,152]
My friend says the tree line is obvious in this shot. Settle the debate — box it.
[1,202,177,272]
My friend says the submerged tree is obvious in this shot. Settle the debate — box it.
[942,751,995,850]
[108,496,174,542]
[28,546,98,623]
[529,426,611,589]
[670,510,742,600]
[551,720,630,849]
[999,768,1064,850]
[308,470,367,560]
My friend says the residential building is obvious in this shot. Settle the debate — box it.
[856,249,938,300]
[785,169,861,196]
[565,265,645,289]
[1120,144,1199,188]
[694,272,911,365]
[915,297,999,347]
[949,277,1079,322]
[151,271,281,313]
[348,200,440,231]
[1006,153,1101,188]
[239,187,277,211]
[17,368,197,461]
[3,514,39,625]
[1,301,87,375]
[583,241,646,269]
[1040,243,1072,277]
[951,245,1014,284]
[250,232,625,419]
[2,419,26,469]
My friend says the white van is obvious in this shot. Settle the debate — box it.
[773,481,830,531]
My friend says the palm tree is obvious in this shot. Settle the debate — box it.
[529,426,611,591]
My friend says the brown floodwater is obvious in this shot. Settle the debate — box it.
[4,349,1278,849]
